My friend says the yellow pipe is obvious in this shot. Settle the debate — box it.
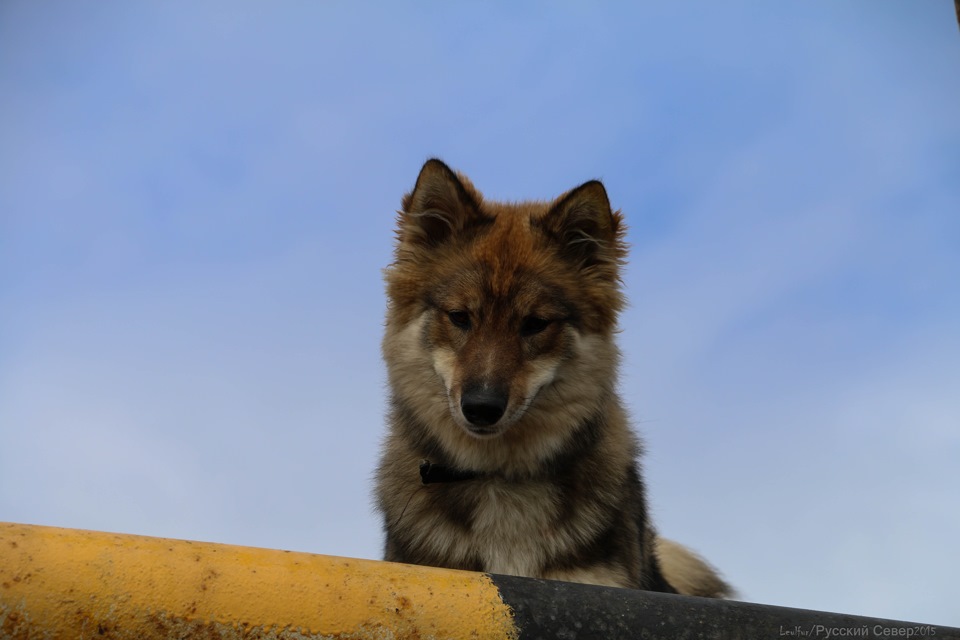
[0,522,517,639]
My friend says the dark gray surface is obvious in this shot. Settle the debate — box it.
[491,574,958,640]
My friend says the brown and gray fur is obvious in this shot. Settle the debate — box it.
[375,159,731,596]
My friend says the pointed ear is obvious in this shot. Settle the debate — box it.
[397,159,488,249]
[536,180,626,271]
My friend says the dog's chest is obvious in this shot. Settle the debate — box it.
[465,480,561,576]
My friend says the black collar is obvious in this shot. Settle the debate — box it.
[419,459,483,484]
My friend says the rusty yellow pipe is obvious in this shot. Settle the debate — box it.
[0,522,517,639]
[5,522,957,640]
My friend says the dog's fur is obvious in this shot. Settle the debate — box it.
[375,159,730,596]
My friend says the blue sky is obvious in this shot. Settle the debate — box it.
[2,1,959,627]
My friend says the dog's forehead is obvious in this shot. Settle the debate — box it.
[439,255,571,316]
[436,259,555,300]
[425,199,579,310]
[469,202,546,261]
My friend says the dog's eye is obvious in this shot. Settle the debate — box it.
[520,316,551,336]
[448,310,471,329]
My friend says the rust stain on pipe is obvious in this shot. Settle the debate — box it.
[0,522,517,639]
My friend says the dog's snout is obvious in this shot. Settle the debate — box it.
[460,385,508,428]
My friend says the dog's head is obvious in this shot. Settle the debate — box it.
[384,159,627,445]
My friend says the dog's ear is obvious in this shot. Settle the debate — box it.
[538,180,626,272]
[397,159,488,249]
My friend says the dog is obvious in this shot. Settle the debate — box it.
[375,159,731,597]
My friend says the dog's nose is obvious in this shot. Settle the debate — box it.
[460,386,508,427]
